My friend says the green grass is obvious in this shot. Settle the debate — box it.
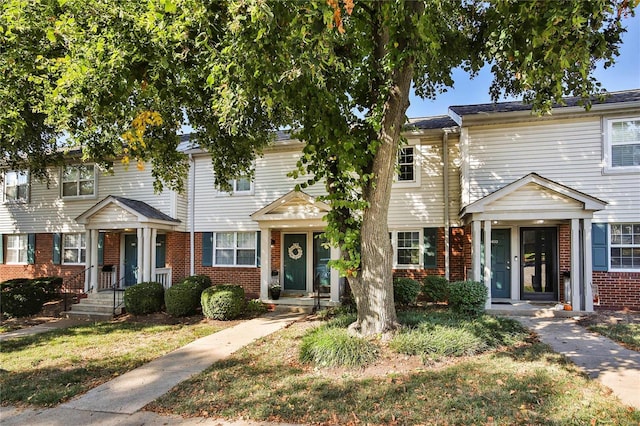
[0,321,224,406]
[149,319,640,425]
[588,323,640,351]
[299,326,378,367]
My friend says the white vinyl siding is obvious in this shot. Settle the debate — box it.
[62,233,86,264]
[213,231,256,266]
[461,116,640,223]
[610,223,640,271]
[6,234,27,264]
[3,170,29,203]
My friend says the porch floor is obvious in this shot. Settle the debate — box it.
[263,295,340,313]
[488,301,588,318]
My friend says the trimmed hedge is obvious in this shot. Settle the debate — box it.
[165,280,203,317]
[448,280,488,316]
[32,276,63,301]
[201,285,245,320]
[422,275,449,303]
[393,277,421,306]
[183,274,212,294]
[1,278,47,318]
[124,282,165,315]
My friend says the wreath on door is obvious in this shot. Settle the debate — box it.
[288,242,303,260]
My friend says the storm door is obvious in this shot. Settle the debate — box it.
[520,227,558,301]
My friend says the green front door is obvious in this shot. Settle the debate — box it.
[124,234,138,287]
[284,234,307,291]
[491,229,511,299]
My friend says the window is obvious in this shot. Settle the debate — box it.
[223,175,253,195]
[6,234,28,264]
[3,170,29,202]
[605,118,640,170]
[396,231,421,265]
[63,233,86,264]
[398,147,415,182]
[62,165,95,197]
[214,232,256,266]
[610,224,640,270]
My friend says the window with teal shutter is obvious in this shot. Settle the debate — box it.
[423,228,437,268]
[0,234,4,264]
[98,232,105,265]
[256,231,261,267]
[592,223,608,271]
[202,232,213,267]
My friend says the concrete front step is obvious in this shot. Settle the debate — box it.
[63,290,124,320]
[64,310,117,321]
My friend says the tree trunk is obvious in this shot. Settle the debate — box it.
[348,50,415,338]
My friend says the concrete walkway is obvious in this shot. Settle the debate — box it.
[0,318,89,342]
[516,316,640,410]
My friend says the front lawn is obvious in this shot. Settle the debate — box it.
[577,310,640,351]
[149,309,640,425]
[0,317,229,406]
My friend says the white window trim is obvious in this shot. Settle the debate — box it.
[216,176,255,196]
[3,170,30,204]
[602,116,640,174]
[61,164,98,199]
[609,223,640,272]
[394,145,421,188]
[6,234,28,265]
[62,233,87,265]
[213,231,257,267]
[391,229,422,269]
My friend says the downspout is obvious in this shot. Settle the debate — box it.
[189,153,195,276]
[443,129,450,281]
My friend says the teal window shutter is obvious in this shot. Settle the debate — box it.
[52,233,61,265]
[202,232,213,267]
[155,234,166,268]
[592,223,608,271]
[27,233,36,264]
[256,231,261,267]
[97,232,105,265]
[0,234,4,264]
[423,228,437,268]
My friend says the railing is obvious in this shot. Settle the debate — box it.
[155,268,172,289]
[99,266,118,291]
[61,265,94,312]
[112,274,127,316]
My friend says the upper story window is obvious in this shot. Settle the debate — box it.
[63,233,86,264]
[6,234,28,264]
[3,170,29,203]
[62,165,96,198]
[214,231,256,266]
[222,175,253,196]
[605,118,640,171]
[610,223,640,271]
[398,147,415,182]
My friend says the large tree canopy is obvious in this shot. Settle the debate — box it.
[1,0,635,335]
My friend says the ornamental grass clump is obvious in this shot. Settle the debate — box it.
[299,326,378,368]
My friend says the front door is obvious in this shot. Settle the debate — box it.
[521,227,558,301]
[284,234,307,291]
[313,233,331,294]
[124,234,138,287]
[491,229,511,299]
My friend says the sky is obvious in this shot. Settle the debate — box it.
[406,13,640,118]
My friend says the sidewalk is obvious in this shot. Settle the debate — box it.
[1,311,306,425]
[516,316,640,410]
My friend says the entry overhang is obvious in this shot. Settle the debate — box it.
[250,190,330,225]
[75,195,181,230]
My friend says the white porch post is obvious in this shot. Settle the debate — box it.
[483,220,492,309]
[570,218,581,309]
[260,227,270,300]
[137,228,144,283]
[90,229,99,293]
[330,246,340,303]
[583,219,594,312]
[143,227,152,282]
[471,220,482,281]
[150,228,157,283]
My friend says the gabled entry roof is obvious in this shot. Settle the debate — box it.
[461,173,607,218]
[76,195,180,229]
[251,190,330,223]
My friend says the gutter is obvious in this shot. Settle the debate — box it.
[442,129,450,280]
[189,153,195,276]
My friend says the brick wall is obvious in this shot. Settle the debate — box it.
[594,271,640,310]
[270,230,281,272]
[558,224,571,303]
[450,227,466,281]
[167,232,189,284]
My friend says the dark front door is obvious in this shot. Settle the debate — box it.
[491,229,511,299]
[124,234,138,287]
[284,234,307,291]
[521,227,558,301]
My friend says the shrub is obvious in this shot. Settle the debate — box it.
[182,274,212,294]
[201,285,245,320]
[124,282,164,315]
[165,281,203,317]
[245,299,268,316]
[448,280,488,316]
[1,278,47,318]
[422,275,449,303]
[32,276,63,301]
[393,277,421,306]
[300,326,378,368]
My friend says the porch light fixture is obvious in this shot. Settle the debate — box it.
[271,239,276,247]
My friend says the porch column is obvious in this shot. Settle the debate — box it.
[143,227,152,282]
[86,229,96,292]
[259,226,270,300]
[471,220,482,281]
[137,228,144,283]
[483,220,492,309]
[583,218,594,312]
[570,218,581,309]
[330,246,340,303]
[150,228,157,283]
